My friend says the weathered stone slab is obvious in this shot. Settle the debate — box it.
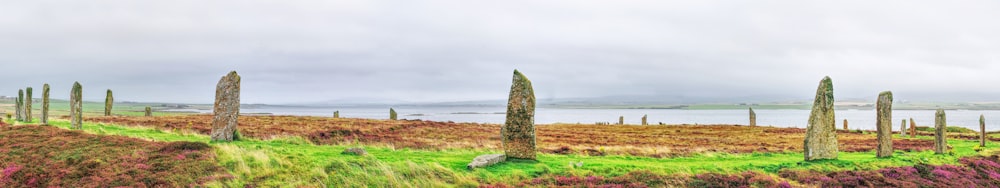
[145,106,153,117]
[389,108,397,120]
[42,84,49,125]
[16,89,23,122]
[502,70,537,160]
[749,108,756,126]
[909,118,916,138]
[875,91,893,158]
[211,71,241,141]
[804,76,838,161]
[334,111,340,118]
[25,87,31,121]
[467,154,505,170]
[843,119,848,130]
[105,89,113,116]
[618,116,624,125]
[935,109,947,154]
[70,82,83,129]
[642,114,648,125]
[981,114,986,147]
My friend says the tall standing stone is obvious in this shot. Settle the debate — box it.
[642,114,648,125]
[211,71,241,141]
[749,108,757,126]
[389,108,397,120]
[70,82,83,129]
[334,111,340,118]
[901,119,907,137]
[875,91,893,158]
[980,114,986,147]
[145,106,152,117]
[105,89,113,116]
[909,118,916,138]
[618,116,624,125]
[804,76,838,161]
[843,119,848,130]
[15,90,22,122]
[934,109,947,154]
[502,70,536,160]
[41,84,49,125]
[25,87,31,122]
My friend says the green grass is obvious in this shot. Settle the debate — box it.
[24,118,998,187]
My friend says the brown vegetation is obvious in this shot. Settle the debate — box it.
[86,115,940,157]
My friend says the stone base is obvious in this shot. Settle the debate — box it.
[342,147,368,156]
[467,154,506,170]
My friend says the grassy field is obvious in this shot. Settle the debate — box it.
[3,115,998,187]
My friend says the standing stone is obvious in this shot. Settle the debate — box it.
[502,70,537,160]
[25,87,31,122]
[15,90,22,122]
[909,118,916,138]
[875,91,893,158]
[41,84,49,125]
[642,114,648,125]
[211,71,241,141]
[804,76,838,161]
[980,114,986,147]
[618,116,624,125]
[104,89,113,116]
[843,119,848,130]
[145,106,152,117]
[333,111,340,118]
[901,119,907,137]
[934,109,947,154]
[389,108,397,120]
[70,82,83,129]
[749,108,757,126]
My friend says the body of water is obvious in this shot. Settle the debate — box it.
[168,106,1000,131]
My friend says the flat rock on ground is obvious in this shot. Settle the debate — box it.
[468,154,506,170]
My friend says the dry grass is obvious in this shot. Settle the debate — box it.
[86,115,939,157]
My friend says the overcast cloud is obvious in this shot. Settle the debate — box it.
[1,0,998,104]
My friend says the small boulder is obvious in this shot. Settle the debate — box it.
[467,154,505,170]
[342,147,367,156]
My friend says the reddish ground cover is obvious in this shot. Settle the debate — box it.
[0,125,229,187]
[87,115,942,157]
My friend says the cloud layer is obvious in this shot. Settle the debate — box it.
[1,0,998,104]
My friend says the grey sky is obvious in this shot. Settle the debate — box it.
[1,0,998,104]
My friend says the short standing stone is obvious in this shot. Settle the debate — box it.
[901,119,907,136]
[334,111,340,118]
[70,82,83,129]
[342,147,367,156]
[804,76,838,161]
[16,89,23,122]
[502,70,537,160]
[843,119,848,130]
[980,114,986,147]
[105,89,113,116]
[42,84,49,125]
[211,71,241,141]
[467,154,505,170]
[749,108,756,126]
[909,118,916,138]
[389,108,397,120]
[25,87,32,122]
[618,116,624,125]
[875,91,893,158]
[934,109,947,154]
[145,106,152,117]
[642,114,648,125]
